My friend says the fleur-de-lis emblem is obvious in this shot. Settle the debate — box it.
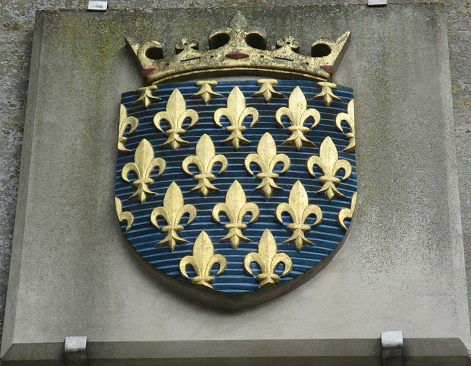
[338,192,357,230]
[150,182,197,251]
[313,82,342,107]
[182,134,228,197]
[179,231,227,289]
[252,79,285,102]
[335,99,355,152]
[243,229,292,287]
[121,139,166,203]
[192,81,223,104]
[244,132,290,200]
[307,136,352,201]
[275,181,322,251]
[153,88,198,150]
[214,86,258,149]
[275,86,320,150]
[118,104,138,152]
[133,85,161,108]
[115,197,134,232]
[212,180,260,249]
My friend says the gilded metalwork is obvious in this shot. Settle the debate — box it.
[153,88,198,151]
[192,81,223,104]
[214,86,258,149]
[307,136,352,201]
[126,12,350,84]
[133,85,161,108]
[275,181,323,251]
[244,229,292,287]
[339,192,357,230]
[121,139,166,203]
[180,231,227,289]
[115,197,134,232]
[212,180,260,249]
[120,15,356,301]
[335,99,355,152]
[182,134,228,197]
[244,132,290,200]
[313,82,342,107]
[252,79,285,102]
[118,104,138,153]
[275,86,321,150]
[150,182,197,251]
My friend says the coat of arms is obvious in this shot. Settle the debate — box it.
[115,12,356,309]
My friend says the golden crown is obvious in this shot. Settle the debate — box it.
[126,11,350,85]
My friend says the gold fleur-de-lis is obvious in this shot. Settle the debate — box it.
[133,85,161,108]
[275,181,323,251]
[121,139,166,203]
[153,88,198,151]
[244,132,290,200]
[192,81,223,104]
[338,192,357,230]
[182,134,228,197]
[307,136,352,201]
[115,197,134,232]
[313,82,342,107]
[118,104,138,152]
[335,99,355,153]
[212,180,260,249]
[179,231,227,289]
[150,182,197,251]
[275,86,320,150]
[214,86,259,149]
[243,229,292,287]
[252,79,286,102]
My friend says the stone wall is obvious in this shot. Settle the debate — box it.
[0,0,470,351]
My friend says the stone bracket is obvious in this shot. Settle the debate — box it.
[381,331,403,366]
[368,0,387,6]
[64,336,88,366]
[88,1,108,11]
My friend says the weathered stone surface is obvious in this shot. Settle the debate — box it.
[0,4,469,365]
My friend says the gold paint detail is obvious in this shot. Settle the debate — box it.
[121,139,166,203]
[118,105,138,152]
[307,136,352,201]
[115,197,134,232]
[150,182,197,252]
[275,86,320,151]
[212,180,260,249]
[313,82,342,107]
[192,81,223,104]
[133,85,161,108]
[126,12,350,84]
[275,181,322,251]
[244,132,290,200]
[252,79,286,102]
[182,134,228,197]
[214,86,258,149]
[335,99,355,152]
[243,229,292,287]
[153,89,198,151]
[180,231,227,289]
[338,192,357,230]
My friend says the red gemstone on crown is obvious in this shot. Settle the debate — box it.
[320,65,334,74]
[226,51,249,59]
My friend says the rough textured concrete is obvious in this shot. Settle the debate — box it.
[0,4,469,365]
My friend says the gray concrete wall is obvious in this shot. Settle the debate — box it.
[0,0,470,357]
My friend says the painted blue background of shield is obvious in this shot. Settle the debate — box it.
[116,80,355,295]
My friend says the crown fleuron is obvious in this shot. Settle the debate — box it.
[126,11,350,85]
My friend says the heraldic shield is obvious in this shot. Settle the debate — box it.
[115,12,356,309]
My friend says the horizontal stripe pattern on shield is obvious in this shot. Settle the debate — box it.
[116,79,355,295]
